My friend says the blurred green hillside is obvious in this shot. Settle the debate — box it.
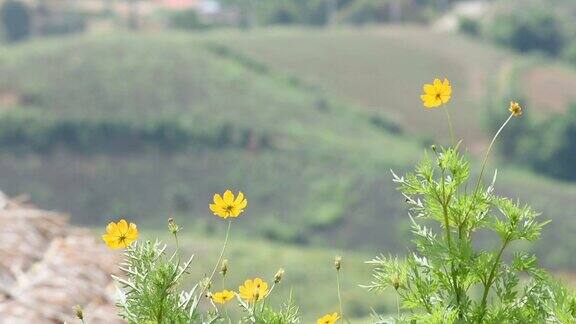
[0,28,575,270]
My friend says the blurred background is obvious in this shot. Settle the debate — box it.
[0,0,575,321]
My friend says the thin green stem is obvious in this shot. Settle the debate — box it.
[199,220,232,300]
[473,113,513,199]
[336,270,343,318]
[444,107,456,147]
[396,291,400,318]
[173,232,181,267]
[462,113,514,225]
[439,167,462,316]
[479,239,509,320]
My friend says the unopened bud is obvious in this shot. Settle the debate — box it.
[220,259,228,277]
[72,305,84,320]
[391,274,401,291]
[274,268,285,283]
[334,256,342,271]
[168,217,180,234]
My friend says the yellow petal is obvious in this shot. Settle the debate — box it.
[126,223,138,240]
[423,84,435,94]
[213,194,224,206]
[106,221,119,235]
[423,98,439,108]
[236,198,247,209]
[117,219,129,234]
[117,239,128,249]
[234,192,244,205]
[223,190,234,204]
[433,78,442,88]
[102,234,119,249]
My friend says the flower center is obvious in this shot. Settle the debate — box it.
[225,205,234,213]
[118,234,127,242]
[435,93,442,100]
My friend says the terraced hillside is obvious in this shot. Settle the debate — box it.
[218,26,576,150]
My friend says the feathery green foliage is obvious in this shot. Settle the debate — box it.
[112,227,299,323]
[366,142,576,323]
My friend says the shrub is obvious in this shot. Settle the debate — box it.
[0,0,31,42]
[170,10,212,30]
[458,17,480,37]
[488,9,566,56]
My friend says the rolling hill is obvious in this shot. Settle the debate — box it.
[0,29,575,271]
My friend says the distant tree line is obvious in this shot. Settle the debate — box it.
[459,0,576,66]
[0,0,87,43]
[171,0,467,30]
[0,112,273,154]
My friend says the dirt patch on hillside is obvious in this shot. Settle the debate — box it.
[522,66,576,114]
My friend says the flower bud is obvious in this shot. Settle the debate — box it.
[72,305,84,320]
[334,256,342,271]
[391,274,401,291]
[168,217,180,234]
[509,101,523,117]
[274,268,285,283]
[220,259,228,277]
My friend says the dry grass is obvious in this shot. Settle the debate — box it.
[0,192,122,323]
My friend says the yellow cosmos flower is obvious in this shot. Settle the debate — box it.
[238,278,268,302]
[509,101,523,117]
[317,312,341,324]
[212,290,235,304]
[209,190,247,219]
[421,78,452,108]
[102,219,138,249]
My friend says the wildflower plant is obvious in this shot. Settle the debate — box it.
[102,190,299,323]
[366,83,576,323]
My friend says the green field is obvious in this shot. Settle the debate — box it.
[213,27,509,149]
[0,27,575,278]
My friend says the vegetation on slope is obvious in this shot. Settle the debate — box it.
[0,30,575,269]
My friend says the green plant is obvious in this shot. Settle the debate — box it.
[365,108,576,322]
[111,218,299,323]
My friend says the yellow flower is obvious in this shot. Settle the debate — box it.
[420,78,452,108]
[317,312,341,324]
[238,278,268,302]
[209,190,247,219]
[102,219,138,249]
[212,290,235,304]
[509,101,523,117]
